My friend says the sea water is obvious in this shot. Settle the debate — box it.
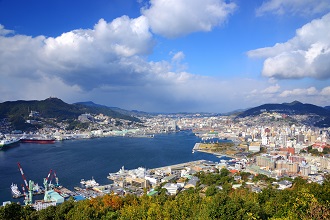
[0,131,229,204]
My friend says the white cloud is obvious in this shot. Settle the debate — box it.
[279,87,318,97]
[320,86,330,96]
[1,13,329,112]
[0,16,156,90]
[171,51,185,62]
[262,84,280,94]
[141,0,236,38]
[256,0,330,16]
[0,24,13,36]
[248,13,330,79]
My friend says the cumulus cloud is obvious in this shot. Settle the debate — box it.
[141,0,236,38]
[0,16,156,90]
[0,24,14,36]
[261,84,280,94]
[256,0,330,16]
[248,13,330,79]
[0,17,262,112]
[320,86,330,96]
[279,87,318,97]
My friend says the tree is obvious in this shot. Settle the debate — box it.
[205,185,217,197]
[0,203,23,220]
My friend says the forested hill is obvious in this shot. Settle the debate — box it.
[0,97,139,122]
[237,101,330,118]
[75,101,149,118]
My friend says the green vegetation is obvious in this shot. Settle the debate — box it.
[0,97,140,131]
[2,172,330,219]
[305,145,330,156]
[66,120,90,131]
[199,142,235,153]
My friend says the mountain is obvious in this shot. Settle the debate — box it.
[0,97,82,120]
[75,101,152,117]
[73,101,140,122]
[0,98,140,130]
[324,106,330,110]
[236,101,330,118]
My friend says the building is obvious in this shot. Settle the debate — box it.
[249,143,261,152]
[44,190,64,204]
[78,114,94,123]
[300,164,311,177]
[163,183,181,195]
[184,176,199,189]
[256,155,276,170]
[278,180,292,190]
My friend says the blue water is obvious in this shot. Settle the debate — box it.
[0,131,224,204]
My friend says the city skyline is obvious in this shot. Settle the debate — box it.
[0,0,330,113]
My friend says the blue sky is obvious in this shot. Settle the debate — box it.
[0,0,330,113]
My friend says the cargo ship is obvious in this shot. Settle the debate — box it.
[20,136,55,144]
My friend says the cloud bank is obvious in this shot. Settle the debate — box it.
[0,1,329,112]
[0,15,259,112]
[248,12,330,80]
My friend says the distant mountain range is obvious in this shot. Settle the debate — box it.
[1,98,330,130]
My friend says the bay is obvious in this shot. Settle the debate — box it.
[0,131,223,204]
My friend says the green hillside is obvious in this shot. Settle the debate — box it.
[0,97,140,131]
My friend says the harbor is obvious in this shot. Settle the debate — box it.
[6,157,233,209]
[0,131,220,205]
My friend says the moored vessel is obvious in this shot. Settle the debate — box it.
[0,137,20,149]
[20,136,55,144]
[11,183,22,197]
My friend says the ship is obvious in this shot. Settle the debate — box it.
[81,177,99,188]
[20,135,55,144]
[0,137,20,149]
[11,183,22,197]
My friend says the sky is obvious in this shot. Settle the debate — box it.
[0,0,330,113]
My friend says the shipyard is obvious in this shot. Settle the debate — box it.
[6,159,231,209]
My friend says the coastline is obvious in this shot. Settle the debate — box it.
[192,142,236,159]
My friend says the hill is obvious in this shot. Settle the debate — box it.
[75,101,150,117]
[237,101,330,118]
[0,98,140,131]
[73,101,140,122]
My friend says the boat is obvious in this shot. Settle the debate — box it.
[33,183,44,194]
[11,183,22,197]
[20,135,55,144]
[81,177,99,188]
[0,137,20,149]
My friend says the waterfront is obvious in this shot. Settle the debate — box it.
[0,131,222,204]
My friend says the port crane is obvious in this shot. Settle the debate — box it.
[17,162,33,205]
[21,184,29,205]
[17,162,29,190]
[43,169,60,190]
[49,170,60,187]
